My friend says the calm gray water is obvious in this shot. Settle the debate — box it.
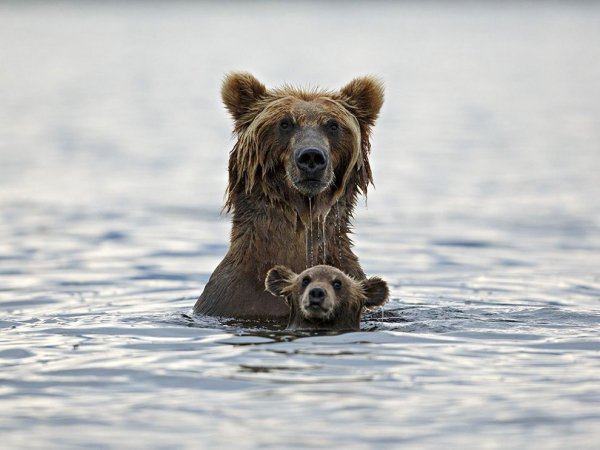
[1,2,600,449]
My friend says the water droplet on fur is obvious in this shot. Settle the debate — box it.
[304,199,334,267]
[322,215,327,264]
[305,222,309,269]
[318,207,332,265]
[335,200,342,263]
[307,198,314,267]
[316,214,321,264]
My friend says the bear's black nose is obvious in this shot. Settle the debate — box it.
[308,287,325,306]
[296,148,328,177]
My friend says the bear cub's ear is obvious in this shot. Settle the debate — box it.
[339,76,384,128]
[362,276,389,308]
[265,265,296,297]
[221,72,267,124]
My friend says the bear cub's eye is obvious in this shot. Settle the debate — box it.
[301,276,311,287]
[332,280,342,290]
[279,118,293,131]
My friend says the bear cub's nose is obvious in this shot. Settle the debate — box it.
[308,287,326,306]
[296,148,328,176]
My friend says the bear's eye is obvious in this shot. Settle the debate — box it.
[301,276,311,287]
[279,118,293,131]
[332,280,342,290]
[327,120,339,133]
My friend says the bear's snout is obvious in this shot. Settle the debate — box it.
[307,287,326,307]
[290,145,332,197]
[301,283,335,319]
[295,147,329,179]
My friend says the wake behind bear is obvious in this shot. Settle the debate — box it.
[266,265,389,331]
[194,72,384,320]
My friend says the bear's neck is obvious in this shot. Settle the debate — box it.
[227,189,364,281]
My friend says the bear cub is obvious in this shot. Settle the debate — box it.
[265,265,389,331]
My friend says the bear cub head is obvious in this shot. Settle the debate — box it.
[265,265,389,331]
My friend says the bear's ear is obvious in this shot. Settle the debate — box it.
[361,276,389,308]
[221,72,267,124]
[265,265,296,297]
[339,76,384,128]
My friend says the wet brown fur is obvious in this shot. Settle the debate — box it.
[194,72,384,319]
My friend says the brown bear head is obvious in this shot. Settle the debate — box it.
[221,72,384,209]
[265,264,389,331]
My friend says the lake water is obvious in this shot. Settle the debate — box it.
[1,1,600,448]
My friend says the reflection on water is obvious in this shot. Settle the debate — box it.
[1,1,600,449]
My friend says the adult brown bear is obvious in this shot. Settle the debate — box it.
[194,72,384,320]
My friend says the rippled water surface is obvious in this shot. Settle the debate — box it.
[1,2,600,448]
